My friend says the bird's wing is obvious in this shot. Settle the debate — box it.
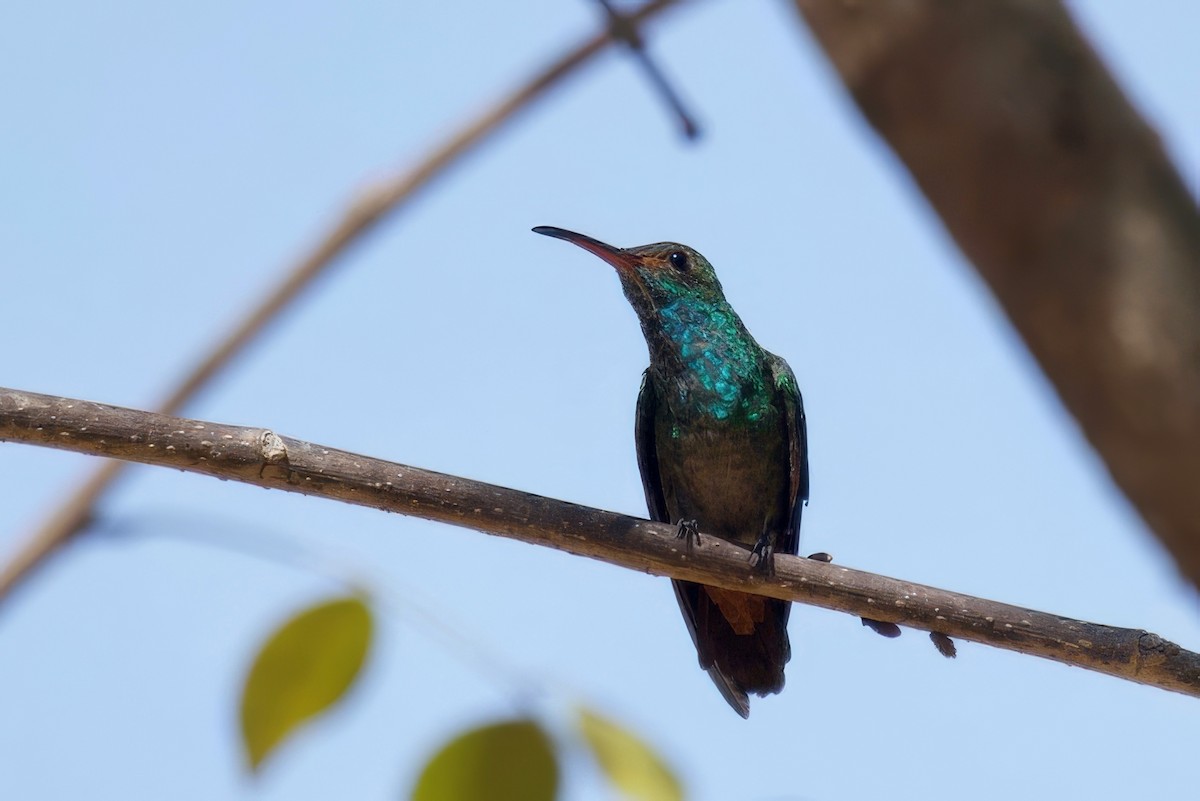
[768,355,809,557]
[634,369,669,523]
[636,370,752,718]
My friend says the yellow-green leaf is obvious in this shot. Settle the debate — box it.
[411,719,558,801]
[576,707,682,801]
[239,595,373,771]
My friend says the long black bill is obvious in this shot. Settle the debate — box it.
[532,226,637,271]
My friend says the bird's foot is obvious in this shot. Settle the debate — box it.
[806,551,833,563]
[675,519,701,550]
[749,535,775,576]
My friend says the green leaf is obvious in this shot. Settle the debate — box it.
[576,707,682,801]
[411,719,558,801]
[239,595,373,771]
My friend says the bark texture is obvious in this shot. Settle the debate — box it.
[795,0,1200,587]
[3,386,1198,697]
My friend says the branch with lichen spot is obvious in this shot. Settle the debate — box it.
[3,386,1197,698]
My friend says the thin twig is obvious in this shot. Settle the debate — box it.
[597,0,701,138]
[0,0,688,604]
[108,510,544,704]
[3,386,1197,697]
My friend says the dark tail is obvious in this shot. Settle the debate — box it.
[672,579,791,718]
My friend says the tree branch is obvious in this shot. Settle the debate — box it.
[597,0,701,138]
[793,0,1200,588]
[0,0,689,603]
[3,386,1197,698]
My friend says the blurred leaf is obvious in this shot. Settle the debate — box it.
[576,706,682,801]
[411,719,558,801]
[239,595,373,771]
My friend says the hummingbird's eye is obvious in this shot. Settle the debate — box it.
[668,251,690,272]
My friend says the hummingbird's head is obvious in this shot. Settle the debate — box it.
[532,226,727,321]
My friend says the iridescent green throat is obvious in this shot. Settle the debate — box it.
[649,295,772,423]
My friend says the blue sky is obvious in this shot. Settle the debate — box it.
[1,2,1198,799]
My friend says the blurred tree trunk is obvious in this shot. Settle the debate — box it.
[794,0,1200,590]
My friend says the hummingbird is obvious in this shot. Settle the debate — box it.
[533,225,809,717]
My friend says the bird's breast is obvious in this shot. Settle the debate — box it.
[653,410,790,548]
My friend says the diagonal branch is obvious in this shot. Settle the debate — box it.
[0,0,689,603]
[3,386,1197,698]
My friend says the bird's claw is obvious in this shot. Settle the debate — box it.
[675,519,701,549]
[749,536,775,575]
[806,551,833,563]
